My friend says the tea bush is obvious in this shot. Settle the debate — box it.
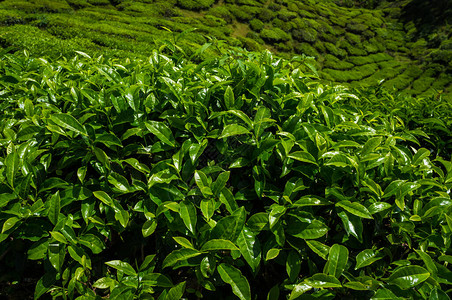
[177,0,215,11]
[260,27,290,43]
[0,42,451,299]
[249,18,264,32]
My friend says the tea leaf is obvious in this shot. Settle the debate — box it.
[50,113,87,136]
[218,263,251,300]
[388,266,430,289]
[336,201,373,219]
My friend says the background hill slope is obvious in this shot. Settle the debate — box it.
[0,0,451,96]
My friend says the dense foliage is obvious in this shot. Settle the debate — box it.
[0,0,451,97]
[0,43,451,299]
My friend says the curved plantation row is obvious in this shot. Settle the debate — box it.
[0,46,452,299]
[0,0,451,97]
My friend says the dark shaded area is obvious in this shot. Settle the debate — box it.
[400,0,452,32]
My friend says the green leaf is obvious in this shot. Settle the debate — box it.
[306,240,330,260]
[5,146,19,188]
[194,170,212,196]
[325,244,349,278]
[140,256,156,272]
[179,200,197,235]
[105,260,137,276]
[337,210,363,242]
[95,132,123,148]
[397,182,421,199]
[225,110,253,128]
[218,263,251,300]
[292,196,330,207]
[142,273,173,287]
[212,171,230,197]
[93,191,113,207]
[124,85,140,112]
[163,249,202,269]
[361,136,382,156]
[108,173,130,193]
[1,216,20,234]
[288,151,317,165]
[166,281,186,300]
[305,273,342,288]
[34,272,56,300]
[382,180,405,198]
[219,188,238,213]
[289,283,312,300]
[115,209,129,228]
[28,240,49,260]
[324,153,351,168]
[355,249,384,269]
[246,212,268,232]
[266,248,280,261]
[439,255,452,264]
[254,106,272,138]
[60,225,77,245]
[201,239,239,251]
[430,288,450,300]
[145,120,175,147]
[93,277,116,289]
[122,158,150,174]
[77,166,87,184]
[200,198,215,221]
[200,255,216,278]
[343,281,371,291]
[78,234,105,254]
[24,98,34,117]
[368,202,392,214]
[48,243,65,272]
[68,245,91,269]
[267,285,280,300]
[286,219,328,239]
[371,288,401,300]
[172,237,194,250]
[412,148,430,166]
[388,265,430,289]
[0,193,17,209]
[93,147,110,170]
[224,86,235,109]
[415,250,438,277]
[50,113,87,136]
[336,200,373,219]
[50,231,67,244]
[218,124,250,139]
[48,191,61,225]
[269,205,286,229]
[211,207,246,241]
[75,50,91,58]
[384,152,395,176]
[237,227,261,273]
[142,219,157,237]
[286,250,302,282]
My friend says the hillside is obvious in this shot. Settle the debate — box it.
[0,0,450,97]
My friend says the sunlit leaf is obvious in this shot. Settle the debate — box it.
[218,124,251,138]
[105,260,137,276]
[50,113,87,136]
[336,200,373,219]
[388,266,430,289]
